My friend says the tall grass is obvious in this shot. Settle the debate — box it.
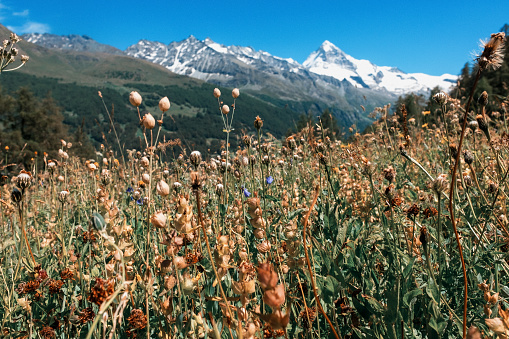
[0,32,508,339]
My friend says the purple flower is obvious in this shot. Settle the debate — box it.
[266,176,274,184]
[243,187,251,197]
[126,187,134,193]
[136,198,143,205]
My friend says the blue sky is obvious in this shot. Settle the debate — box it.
[0,0,508,76]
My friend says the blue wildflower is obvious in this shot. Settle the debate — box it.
[136,198,143,205]
[266,176,274,184]
[243,187,251,198]
[126,187,134,193]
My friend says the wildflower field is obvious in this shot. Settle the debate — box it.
[0,32,509,339]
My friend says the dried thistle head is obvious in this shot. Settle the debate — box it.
[477,32,506,70]
[430,174,448,195]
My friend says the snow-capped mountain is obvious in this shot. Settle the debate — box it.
[303,40,456,96]
[125,35,386,107]
[22,33,124,55]
[126,36,456,97]
[21,33,458,131]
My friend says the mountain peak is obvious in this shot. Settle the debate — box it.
[320,40,340,53]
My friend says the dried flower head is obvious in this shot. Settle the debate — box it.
[478,91,489,107]
[257,262,278,290]
[213,88,221,98]
[430,174,448,195]
[477,32,505,70]
[127,308,148,330]
[254,116,263,130]
[232,88,240,99]
[221,104,230,115]
[16,170,32,190]
[156,180,170,196]
[88,278,114,306]
[383,166,396,183]
[142,113,156,129]
[129,91,142,107]
[433,91,448,106]
[159,96,170,112]
[78,307,95,324]
[190,150,202,167]
[39,326,55,339]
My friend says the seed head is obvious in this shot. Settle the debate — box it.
[21,55,29,63]
[221,104,230,115]
[129,91,142,107]
[254,116,263,130]
[383,166,396,183]
[158,96,170,112]
[150,211,167,229]
[11,188,22,203]
[16,170,32,190]
[156,180,170,196]
[190,150,202,167]
[213,88,221,98]
[232,88,240,99]
[476,114,490,139]
[478,91,489,107]
[142,113,156,129]
[58,190,69,203]
[463,150,474,165]
[433,91,448,106]
[431,174,448,194]
[477,32,505,71]
[468,120,478,132]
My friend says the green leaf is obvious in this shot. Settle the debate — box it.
[403,257,415,279]
[403,289,422,307]
[219,204,226,217]
[428,317,447,335]
[264,194,280,202]
[426,278,440,304]
[91,212,106,231]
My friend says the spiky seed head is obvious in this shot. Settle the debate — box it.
[433,91,448,106]
[477,32,505,70]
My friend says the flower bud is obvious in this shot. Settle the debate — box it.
[190,151,202,167]
[129,91,142,107]
[140,156,149,167]
[159,96,170,112]
[478,91,488,107]
[221,104,230,115]
[232,88,240,99]
[142,113,156,129]
[156,180,170,196]
[11,188,22,203]
[254,116,263,130]
[213,88,221,98]
[58,190,69,203]
[150,211,166,229]
[142,173,150,184]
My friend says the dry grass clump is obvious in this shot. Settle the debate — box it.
[0,32,508,339]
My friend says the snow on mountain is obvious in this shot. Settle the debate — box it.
[22,33,125,55]
[304,40,456,95]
